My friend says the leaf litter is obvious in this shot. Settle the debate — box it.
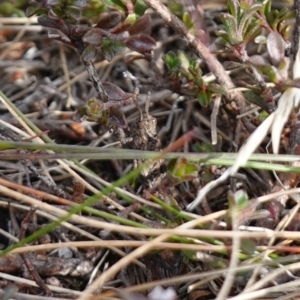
[1,0,300,300]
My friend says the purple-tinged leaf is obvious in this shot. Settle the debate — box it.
[83,28,103,45]
[96,12,122,29]
[82,44,96,62]
[248,55,270,67]
[125,34,156,54]
[99,30,129,42]
[110,21,131,34]
[287,213,300,231]
[109,106,127,128]
[265,200,283,223]
[112,31,130,41]
[127,15,152,35]
[103,82,129,101]
[48,31,72,45]
[266,31,285,66]
[38,15,69,34]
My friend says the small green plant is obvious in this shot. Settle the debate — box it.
[26,0,156,128]
[215,0,295,113]
[163,50,226,106]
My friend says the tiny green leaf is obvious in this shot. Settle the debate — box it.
[87,98,104,117]
[26,6,47,17]
[261,65,281,84]
[183,12,193,29]
[102,0,126,13]
[241,239,256,255]
[163,51,181,70]
[215,30,232,44]
[243,90,269,111]
[243,23,260,44]
[220,13,239,43]
[198,90,212,107]
[227,0,239,18]
[134,0,148,17]
[235,190,249,207]
[167,157,199,185]
[188,59,203,78]
[101,39,125,62]
[178,50,190,72]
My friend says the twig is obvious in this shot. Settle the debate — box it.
[59,44,73,108]
[83,60,108,102]
[19,208,53,296]
[211,95,221,145]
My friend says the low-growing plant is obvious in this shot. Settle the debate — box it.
[26,0,156,129]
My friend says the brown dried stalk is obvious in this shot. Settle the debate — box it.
[19,208,53,296]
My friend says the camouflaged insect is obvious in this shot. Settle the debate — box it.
[122,93,165,188]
